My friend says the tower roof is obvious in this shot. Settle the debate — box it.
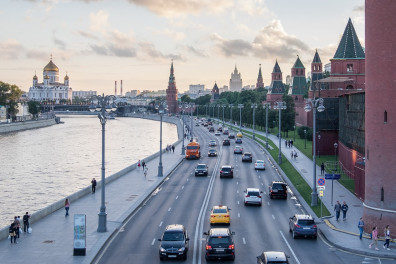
[272,60,281,73]
[258,64,263,79]
[292,56,305,69]
[312,49,322,63]
[44,59,59,72]
[333,18,365,59]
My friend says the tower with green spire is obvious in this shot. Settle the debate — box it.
[266,60,285,104]
[288,55,307,96]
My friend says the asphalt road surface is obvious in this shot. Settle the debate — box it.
[96,121,394,264]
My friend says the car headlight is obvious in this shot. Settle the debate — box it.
[160,247,166,252]
[178,247,185,252]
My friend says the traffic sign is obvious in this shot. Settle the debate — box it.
[317,178,325,186]
[317,186,325,190]
[325,174,341,180]
[319,190,324,197]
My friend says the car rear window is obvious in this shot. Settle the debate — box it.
[163,231,184,241]
[248,191,260,196]
[298,220,315,226]
[244,153,251,157]
[213,209,227,213]
[272,184,286,190]
[209,236,231,244]
[222,167,231,171]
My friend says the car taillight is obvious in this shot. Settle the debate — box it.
[220,170,223,174]
[228,244,235,250]
[206,245,212,250]
[246,195,250,197]
[258,195,262,198]
[313,224,317,228]
[225,214,229,217]
[295,224,302,228]
[211,215,215,217]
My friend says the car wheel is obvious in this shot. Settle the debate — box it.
[292,231,297,239]
[313,235,317,240]
[269,195,273,199]
[182,253,187,260]
[230,255,235,261]
[160,256,164,261]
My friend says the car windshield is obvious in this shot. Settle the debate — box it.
[248,191,260,196]
[187,146,198,150]
[272,184,286,190]
[209,237,231,245]
[209,149,216,153]
[197,165,206,169]
[222,167,231,172]
[163,231,184,241]
[210,141,215,143]
[298,220,315,226]
[213,208,227,213]
[244,153,251,157]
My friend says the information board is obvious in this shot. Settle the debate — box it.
[73,214,86,256]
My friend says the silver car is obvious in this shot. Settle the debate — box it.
[244,188,262,206]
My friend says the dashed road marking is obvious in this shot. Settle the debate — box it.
[242,237,246,244]
[152,238,156,245]
[238,213,240,218]
[182,186,184,189]
[267,202,270,206]
[159,221,163,227]
[272,215,275,220]
[237,201,240,205]
[236,190,239,193]
[176,196,179,200]
[168,207,171,212]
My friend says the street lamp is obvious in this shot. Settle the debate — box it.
[318,134,321,157]
[251,104,258,140]
[229,104,233,125]
[263,103,270,149]
[293,124,296,142]
[238,104,244,131]
[273,101,286,164]
[304,129,307,149]
[189,103,195,138]
[155,104,164,177]
[304,97,325,206]
[205,104,208,118]
[222,104,226,127]
[89,93,117,232]
[178,104,186,155]
[334,142,338,170]
[217,104,220,122]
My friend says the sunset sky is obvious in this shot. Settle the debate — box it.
[0,0,364,95]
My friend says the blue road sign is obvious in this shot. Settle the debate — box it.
[317,178,325,186]
[325,174,341,180]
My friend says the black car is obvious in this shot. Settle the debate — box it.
[235,138,242,144]
[242,152,252,162]
[223,139,230,146]
[208,149,217,157]
[195,164,208,176]
[220,165,233,178]
[209,127,215,132]
[158,224,189,260]
[204,228,235,261]
[289,214,317,239]
[257,251,289,264]
[228,133,235,139]
[269,181,288,199]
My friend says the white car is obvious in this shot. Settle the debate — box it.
[209,140,217,147]
[255,160,265,170]
[244,188,263,206]
[215,131,221,136]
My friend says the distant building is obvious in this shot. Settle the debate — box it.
[219,85,228,93]
[242,85,255,90]
[28,57,72,103]
[72,90,97,99]
[288,56,307,99]
[125,90,141,97]
[285,75,292,86]
[229,65,242,92]
[189,84,205,94]
[166,60,178,113]
[211,82,220,102]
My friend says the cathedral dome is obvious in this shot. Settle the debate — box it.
[43,60,59,72]
[64,74,69,80]
[33,74,38,80]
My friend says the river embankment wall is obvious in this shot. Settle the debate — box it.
[0,115,183,240]
[0,119,56,134]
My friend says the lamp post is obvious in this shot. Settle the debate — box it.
[155,104,164,177]
[221,104,226,127]
[238,104,244,131]
[273,101,286,164]
[293,124,296,142]
[304,97,325,206]
[89,93,117,232]
[334,142,338,170]
[229,104,233,125]
[178,104,185,155]
[205,104,208,118]
[217,104,220,122]
[263,103,270,149]
[251,103,258,140]
[190,103,195,138]
[304,129,307,149]
[318,134,321,158]
[211,104,215,119]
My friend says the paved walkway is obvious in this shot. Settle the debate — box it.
[218,119,396,259]
[0,138,186,264]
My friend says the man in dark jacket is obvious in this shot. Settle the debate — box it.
[91,178,97,193]
[23,212,30,232]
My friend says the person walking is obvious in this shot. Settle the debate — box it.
[65,199,70,216]
[172,145,175,153]
[285,140,288,148]
[9,222,16,244]
[291,150,294,160]
[334,201,341,221]
[144,166,148,178]
[383,225,391,250]
[23,212,30,233]
[293,150,298,159]
[341,201,349,220]
[13,216,20,239]
[138,160,141,168]
[369,226,379,250]
[320,162,325,175]
[91,178,97,193]
[358,217,365,239]
[142,160,146,170]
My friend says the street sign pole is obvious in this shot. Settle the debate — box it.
[331,180,334,206]
[321,197,323,218]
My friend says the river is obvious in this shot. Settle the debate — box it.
[0,115,178,228]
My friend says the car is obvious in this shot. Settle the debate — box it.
[195,123,200,126]
[204,123,208,127]
[215,131,221,136]
[244,188,262,206]
[209,127,215,132]
[208,149,218,157]
[158,224,189,260]
[255,160,266,170]
[209,140,217,147]
[195,163,208,176]
[236,132,243,138]
[210,205,231,225]
[242,152,252,162]
[289,214,318,239]
[217,127,223,132]
[228,133,235,139]
[269,181,288,199]
[203,228,235,261]
[235,138,242,144]
[223,130,229,135]
[222,139,230,146]
[234,146,243,154]
[257,251,290,264]
[208,121,213,126]
[220,165,233,178]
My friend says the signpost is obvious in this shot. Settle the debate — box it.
[325,174,341,206]
[73,214,86,256]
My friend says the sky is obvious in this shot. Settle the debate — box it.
[0,0,365,95]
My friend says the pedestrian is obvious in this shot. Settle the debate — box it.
[321,162,325,175]
[334,201,341,221]
[23,212,30,233]
[369,226,379,250]
[144,166,148,177]
[172,145,175,153]
[142,160,146,170]
[383,225,391,250]
[358,217,364,239]
[91,178,97,193]
[65,198,70,216]
[288,139,291,148]
[291,150,294,160]
[13,216,20,239]
[293,150,298,159]
[285,140,288,148]
[16,216,21,237]
[138,159,141,168]
[290,140,293,147]
[341,201,349,220]
[9,222,16,244]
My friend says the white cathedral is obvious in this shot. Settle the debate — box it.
[28,57,73,103]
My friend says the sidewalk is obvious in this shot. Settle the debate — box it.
[0,139,186,264]
[218,119,396,259]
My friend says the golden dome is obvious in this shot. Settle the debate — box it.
[43,60,59,72]
[33,74,38,80]
[64,74,69,80]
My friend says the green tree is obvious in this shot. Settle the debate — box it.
[181,95,192,103]
[28,101,40,118]
[194,94,211,105]
[0,81,23,119]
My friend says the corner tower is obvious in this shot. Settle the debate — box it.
[266,60,285,104]
[288,55,307,97]
[166,60,178,113]
[311,50,323,92]
[256,64,264,89]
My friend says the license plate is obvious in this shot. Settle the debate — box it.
[273,189,278,192]
[216,249,225,252]
[303,227,310,229]
[168,255,177,258]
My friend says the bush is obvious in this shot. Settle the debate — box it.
[297,126,312,141]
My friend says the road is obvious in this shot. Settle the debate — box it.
[96,121,393,264]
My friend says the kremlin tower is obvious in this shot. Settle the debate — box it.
[256,64,264,89]
[266,60,285,105]
[166,60,178,113]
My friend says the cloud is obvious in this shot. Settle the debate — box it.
[352,4,365,25]
[77,30,100,40]
[352,5,364,12]
[152,28,185,41]
[211,33,252,57]
[127,0,233,17]
[26,50,49,60]
[240,0,270,17]
[186,45,208,57]
[89,10,109,33]
[0,39,23,60]
[138,41,184,61]
[89,30,137,57]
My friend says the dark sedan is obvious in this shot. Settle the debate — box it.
[242,152,252,162]
[220,165,233,178]
[158,224,189,260]
[195,164,208,176]
[208,149,217,157]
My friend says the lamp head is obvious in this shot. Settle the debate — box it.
[304,103,312,112]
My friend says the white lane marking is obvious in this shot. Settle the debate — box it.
[272,215,275,220]
[182,185,184,189]
[159,221,163,227]
[242,237,246,244]
[264,191,267,195]
[238,213,240,218]
[258,175,261,178]
[152,238,156,245]
[237,201,240,205]
[267,202,270,206]
[187,178,189,181]
[237,181,239,185]
[168,207,171,212]
[280,230,301,264]
[176,195,179,200]
[261,182,264,186]
[237,190,239,194]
